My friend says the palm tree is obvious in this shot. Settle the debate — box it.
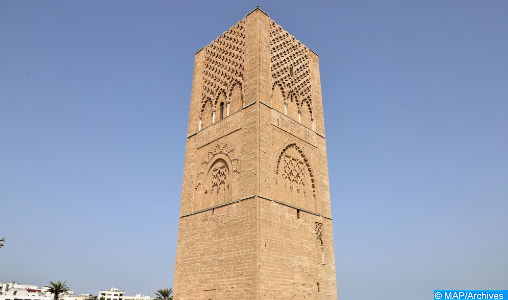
[154,288,173,300]
[46,281,70,300]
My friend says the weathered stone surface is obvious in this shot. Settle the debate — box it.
[174,8,337,299]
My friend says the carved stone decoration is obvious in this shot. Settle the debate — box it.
[194,142,240,211]
[206,159,230,208]
[211,162,227,191]
[200,20,245,119]
[270,21,313,119]
[275,143,315,197]
[274,142,317,212]
[281,154,305,193]
[315,222,324,249]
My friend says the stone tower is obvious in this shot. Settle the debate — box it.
[173,8,337,299]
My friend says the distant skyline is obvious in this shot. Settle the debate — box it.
[1,1,507,300]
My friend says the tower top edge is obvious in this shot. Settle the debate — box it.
[195,46,205,55]
[246,6,269,18]
[308,48,319,57]
[194,7,319,56]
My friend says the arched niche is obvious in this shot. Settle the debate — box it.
[201,100,213,128]
[275,143,316,212]
[301,101,313,129]
[272,83,285,113]
[216,91,227,121]
[287,92,299,121]
[229,82,242,114]
[201,153,234,209]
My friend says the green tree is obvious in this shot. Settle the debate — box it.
[154,288,173,300]
[100,297,105,300]
[46,281,70,300]
[88,296,98,300]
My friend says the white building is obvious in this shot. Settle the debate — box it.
[0,283,152,300]
[0,282,82,300]
[122,294,152,300]
[97,288,124,300]
[97,288,151,300]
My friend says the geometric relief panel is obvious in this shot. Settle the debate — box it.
[194,142,240,211]
[275,143,316,211]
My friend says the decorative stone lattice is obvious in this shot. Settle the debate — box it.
[211,162,227,193]
[270,21,313,116]
[282,154,305,193]
[195,143,240,194]
[200,21,245,117]
[315,222,324,248]
[275,143,315,197]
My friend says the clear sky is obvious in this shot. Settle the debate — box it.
[1,1,507,299]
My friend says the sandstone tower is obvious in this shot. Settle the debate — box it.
[174,8,337,299]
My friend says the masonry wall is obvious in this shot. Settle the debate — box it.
[258,201,337,299]
[174,199,258,299]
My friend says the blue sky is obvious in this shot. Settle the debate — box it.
[1,1,507,299]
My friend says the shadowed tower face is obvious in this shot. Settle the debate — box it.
[174,8,338,300]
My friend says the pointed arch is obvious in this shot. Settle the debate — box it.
[216,91,227,121]
[274,142,317,211]
[287,91,299,120]
[201,99,213,128]
[203,154,233,208]
[271,82,286,113]
[300,99,313,129]
[228,79,243,115]
[193,142,240,211]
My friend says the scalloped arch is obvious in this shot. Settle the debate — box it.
[275,142,316,196]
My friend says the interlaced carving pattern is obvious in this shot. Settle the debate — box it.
[201,20,245,114]
[275,143,315,197]
[211,163,227,192]
[195,143,240,192]
[282,154,305,193]
[315,222,324,248]
[270,21,313,115]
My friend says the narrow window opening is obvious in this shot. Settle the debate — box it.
[297,209,300,219]
[322,249,325,263]
[317,283,320,292]
[290,66,294,77]
[290,94,293,102]
[212,208,215,215]
[219,102,224,120]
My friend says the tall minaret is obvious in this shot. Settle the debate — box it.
[173,7,337,299]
